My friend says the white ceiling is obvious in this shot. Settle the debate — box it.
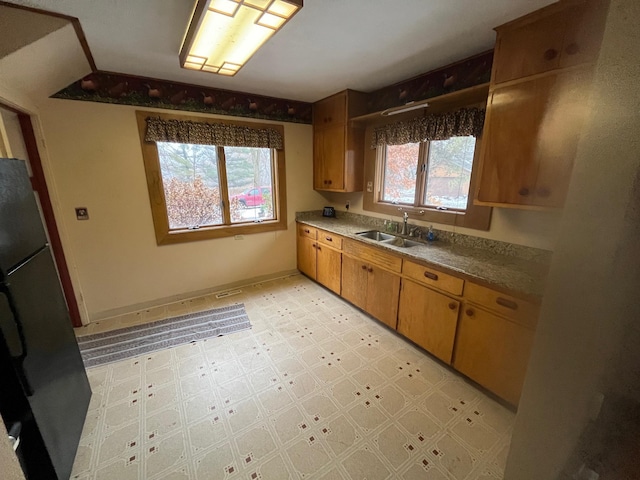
[4,0,555,103]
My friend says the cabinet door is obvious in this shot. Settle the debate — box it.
[321,124,346,191]
[296,235,317,280]
[316,245,341,295]
[559,0,608,69]
[532,69,593,207]
[397,280,460,364]
[493,9,567,84]
[341,255,368,311]
[313,92,346,127]
[453,305,535,405]
[313,129,326,190]
[366,265,400,330]
[477,79,549,205]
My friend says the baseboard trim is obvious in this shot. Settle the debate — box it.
[89,270,300,323]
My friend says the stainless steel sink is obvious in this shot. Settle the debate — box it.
[356,230,395,241]
[381,237,421,248]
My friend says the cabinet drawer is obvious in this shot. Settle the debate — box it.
[464,282,539,328]
[317,230,343,250]
[402,260,464,296]
[298,224,317,240]
[343,240,402,273]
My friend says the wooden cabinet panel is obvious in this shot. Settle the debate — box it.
[398,279,460,364]
[313,90,366,193]
[453,305,535,405]
[402,260,464,296]
[367,265,401,330]
[341,254,368,310]
[464,282,539,328]
[493,9,567,84]
[316,244,342,295]
[297,234,317,280]
[298,224,317,240]
[320,124,346,190]
[317,231,343,249]
[477,71,591,208]
[559,0,609,69]
[343,240,402,273]
[477,77,553,206]
[313,93,346,127]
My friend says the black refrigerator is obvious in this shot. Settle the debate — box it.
[0,158,91,479]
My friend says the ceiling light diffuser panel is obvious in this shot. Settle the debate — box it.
[180,0,303,76]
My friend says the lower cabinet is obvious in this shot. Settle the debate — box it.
[397,279,460,364]
[296,224,342,295]
[453,283,539,405]
[342,254,400,329]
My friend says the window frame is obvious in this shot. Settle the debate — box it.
[362,111,491,230]
[136,110,287,245]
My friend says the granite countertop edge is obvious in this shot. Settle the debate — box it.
[296,213,549,301]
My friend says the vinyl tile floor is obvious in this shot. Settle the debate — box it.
[72,274,515,480]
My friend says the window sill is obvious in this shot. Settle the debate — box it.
[156,218,287,245]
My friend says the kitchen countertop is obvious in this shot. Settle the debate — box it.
[296,212,551,301]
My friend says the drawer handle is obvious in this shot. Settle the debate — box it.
[448,302,457,310]
[325,236,332,241]
[544,48,558,60]
[465,308,474,317]
[423,271,438,281]
[496,297,518,310]
[304,229,310,233]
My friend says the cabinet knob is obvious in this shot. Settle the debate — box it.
[312,243,317,249]
[544,48,558,61]
[465,308,474,317]
[537,187,551,198]
[368,267,373,273]
[325,237,332,241]
[565,43,579,55]
[518,187,530,196]
[448,302,457,310]
[361,265,367,270]
[304,229,310,233]
[327,180,332,185]
[316,246,321,251]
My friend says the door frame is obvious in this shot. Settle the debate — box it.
[1,102,83,327]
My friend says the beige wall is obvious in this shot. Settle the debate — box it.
[37,99,323,321]
[505,0,640,478]
[319,191,562,251]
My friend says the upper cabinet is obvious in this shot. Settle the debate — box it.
[313,90,368,192]
[476,0,608,209]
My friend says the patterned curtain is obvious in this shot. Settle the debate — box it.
[371,107,485,148]
[144,117,283,149]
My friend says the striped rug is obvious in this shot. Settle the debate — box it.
[77,304,251,368]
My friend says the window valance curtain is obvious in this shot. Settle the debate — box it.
[144,117,283,149]
[371,107,485,148]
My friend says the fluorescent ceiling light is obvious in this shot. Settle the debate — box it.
[381,100,430,116]
[180,0,303,76]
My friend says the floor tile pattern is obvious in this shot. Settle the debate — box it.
[73,274,514,479]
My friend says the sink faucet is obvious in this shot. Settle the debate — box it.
[401,212,409,235]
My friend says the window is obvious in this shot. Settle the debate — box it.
[363,105,491,230]
[380,136,476,211]
[137,111,287,244]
